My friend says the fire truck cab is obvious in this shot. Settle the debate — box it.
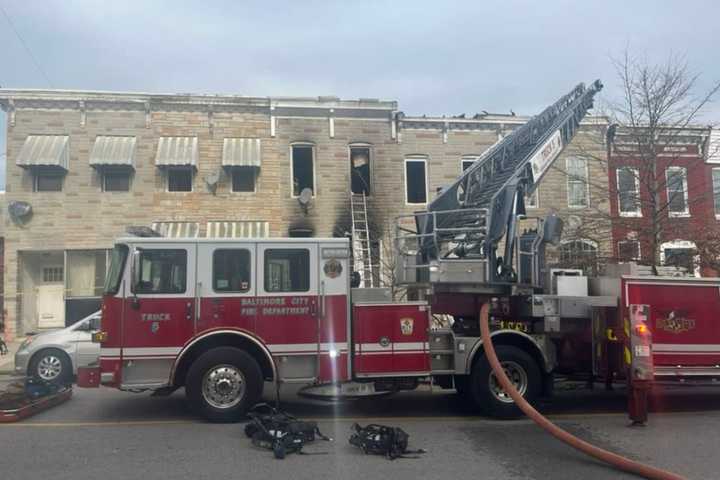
[91,236,442,421]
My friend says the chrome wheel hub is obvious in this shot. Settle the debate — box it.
[38,355,63,381]
[202,364,246,409]
[488,360,528,404]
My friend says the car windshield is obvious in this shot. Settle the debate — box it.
[103,244,129,295]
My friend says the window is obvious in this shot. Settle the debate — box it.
[264,249,309,292]
[350,146,371,195]
[104,244,128,295]
[102,170,132,192]
[34,172,64,192]
[67,250,108,297]
[213,249,251,292]
[666,167,689,216]
[231,167,256,192]
[461,156,478,172]
[404,157,427,204]
[525,186,539,208]
[168,168,193,192]
[618,240,640,261]
[712,168,720,216]
[559,239,598,274]
[617,167,640,216]
[135,249,187,294]
[42,267,64,283]
[566,157,588,208]
[664,247,695,272]
[291,144,314,197]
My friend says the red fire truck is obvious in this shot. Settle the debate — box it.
[78,81,720,422]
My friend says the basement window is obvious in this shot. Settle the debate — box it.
[231,167,256,193]
[404,157,428,204]
[168,168,193,192]
[34,172,64,192]
[291,144,314,197]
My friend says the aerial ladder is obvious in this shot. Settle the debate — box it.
[398,80,603,289]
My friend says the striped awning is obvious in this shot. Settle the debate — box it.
[89,136,136,167]
[151,222,200,238]
[222,138,262,167]
[206,221,269,238]
[155,137,198,167]
[16,135,69,169]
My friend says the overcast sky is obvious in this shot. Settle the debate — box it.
[2,0,720,188]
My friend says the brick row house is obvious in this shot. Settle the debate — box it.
[608,127,720,276]
[0,88,614,338]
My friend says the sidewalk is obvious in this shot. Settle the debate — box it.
[0,340,21,374]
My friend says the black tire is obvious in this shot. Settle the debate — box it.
[454,375,469,396]
[29,348,72,385]
[469,345,541,419]
[186,347,263,423]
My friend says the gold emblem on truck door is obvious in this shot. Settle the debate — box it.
[400,317,414,336]
[656,310,695,334]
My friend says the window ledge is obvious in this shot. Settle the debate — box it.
[619,212,642,218]
[668,213,691,218]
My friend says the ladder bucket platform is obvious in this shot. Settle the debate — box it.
[0,379,73,423]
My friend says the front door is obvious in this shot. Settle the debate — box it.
[37,266,65,329]
[256,242,319,381]
[121,244,196,384]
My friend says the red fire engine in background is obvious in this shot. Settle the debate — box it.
[79,81,720,423]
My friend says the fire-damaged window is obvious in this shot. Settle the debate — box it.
[264,249,310,292]
[291,144,314,197]
[135,249,187,294]
[404,156,427,204]
[350,146,371,195]
[231,167,256,193]
[213,249,251,292]
[168,168,193,192]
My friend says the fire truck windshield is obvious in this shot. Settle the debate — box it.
[104,244,129,295]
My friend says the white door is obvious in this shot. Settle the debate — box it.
[37,285,65,329]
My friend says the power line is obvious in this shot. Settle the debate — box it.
[0,4,53,88]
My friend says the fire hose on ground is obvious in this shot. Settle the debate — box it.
[478,303,685,480]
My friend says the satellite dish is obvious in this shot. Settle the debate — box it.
[8,201,32,225]
[205,170,221,195]
[297,188,312,214]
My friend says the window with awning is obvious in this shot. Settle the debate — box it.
[16,135,69,170]
[155,137,198,167]
[89,136,136,167]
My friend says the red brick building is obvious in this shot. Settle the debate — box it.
[608,127,720,276]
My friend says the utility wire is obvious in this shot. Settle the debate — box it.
[0,4,53,88]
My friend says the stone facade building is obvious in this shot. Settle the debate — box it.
[0,89,611,338]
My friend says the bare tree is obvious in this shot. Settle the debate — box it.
[550,51,720,274]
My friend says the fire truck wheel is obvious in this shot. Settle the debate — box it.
[470,345,541,419]
[186,347,263,423]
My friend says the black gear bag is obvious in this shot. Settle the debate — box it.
[244,403,331,459]
[348,423,426,460]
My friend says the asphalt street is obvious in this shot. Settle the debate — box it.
[1,381,718,480]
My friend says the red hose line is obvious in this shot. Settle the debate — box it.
[478,303,685,480]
